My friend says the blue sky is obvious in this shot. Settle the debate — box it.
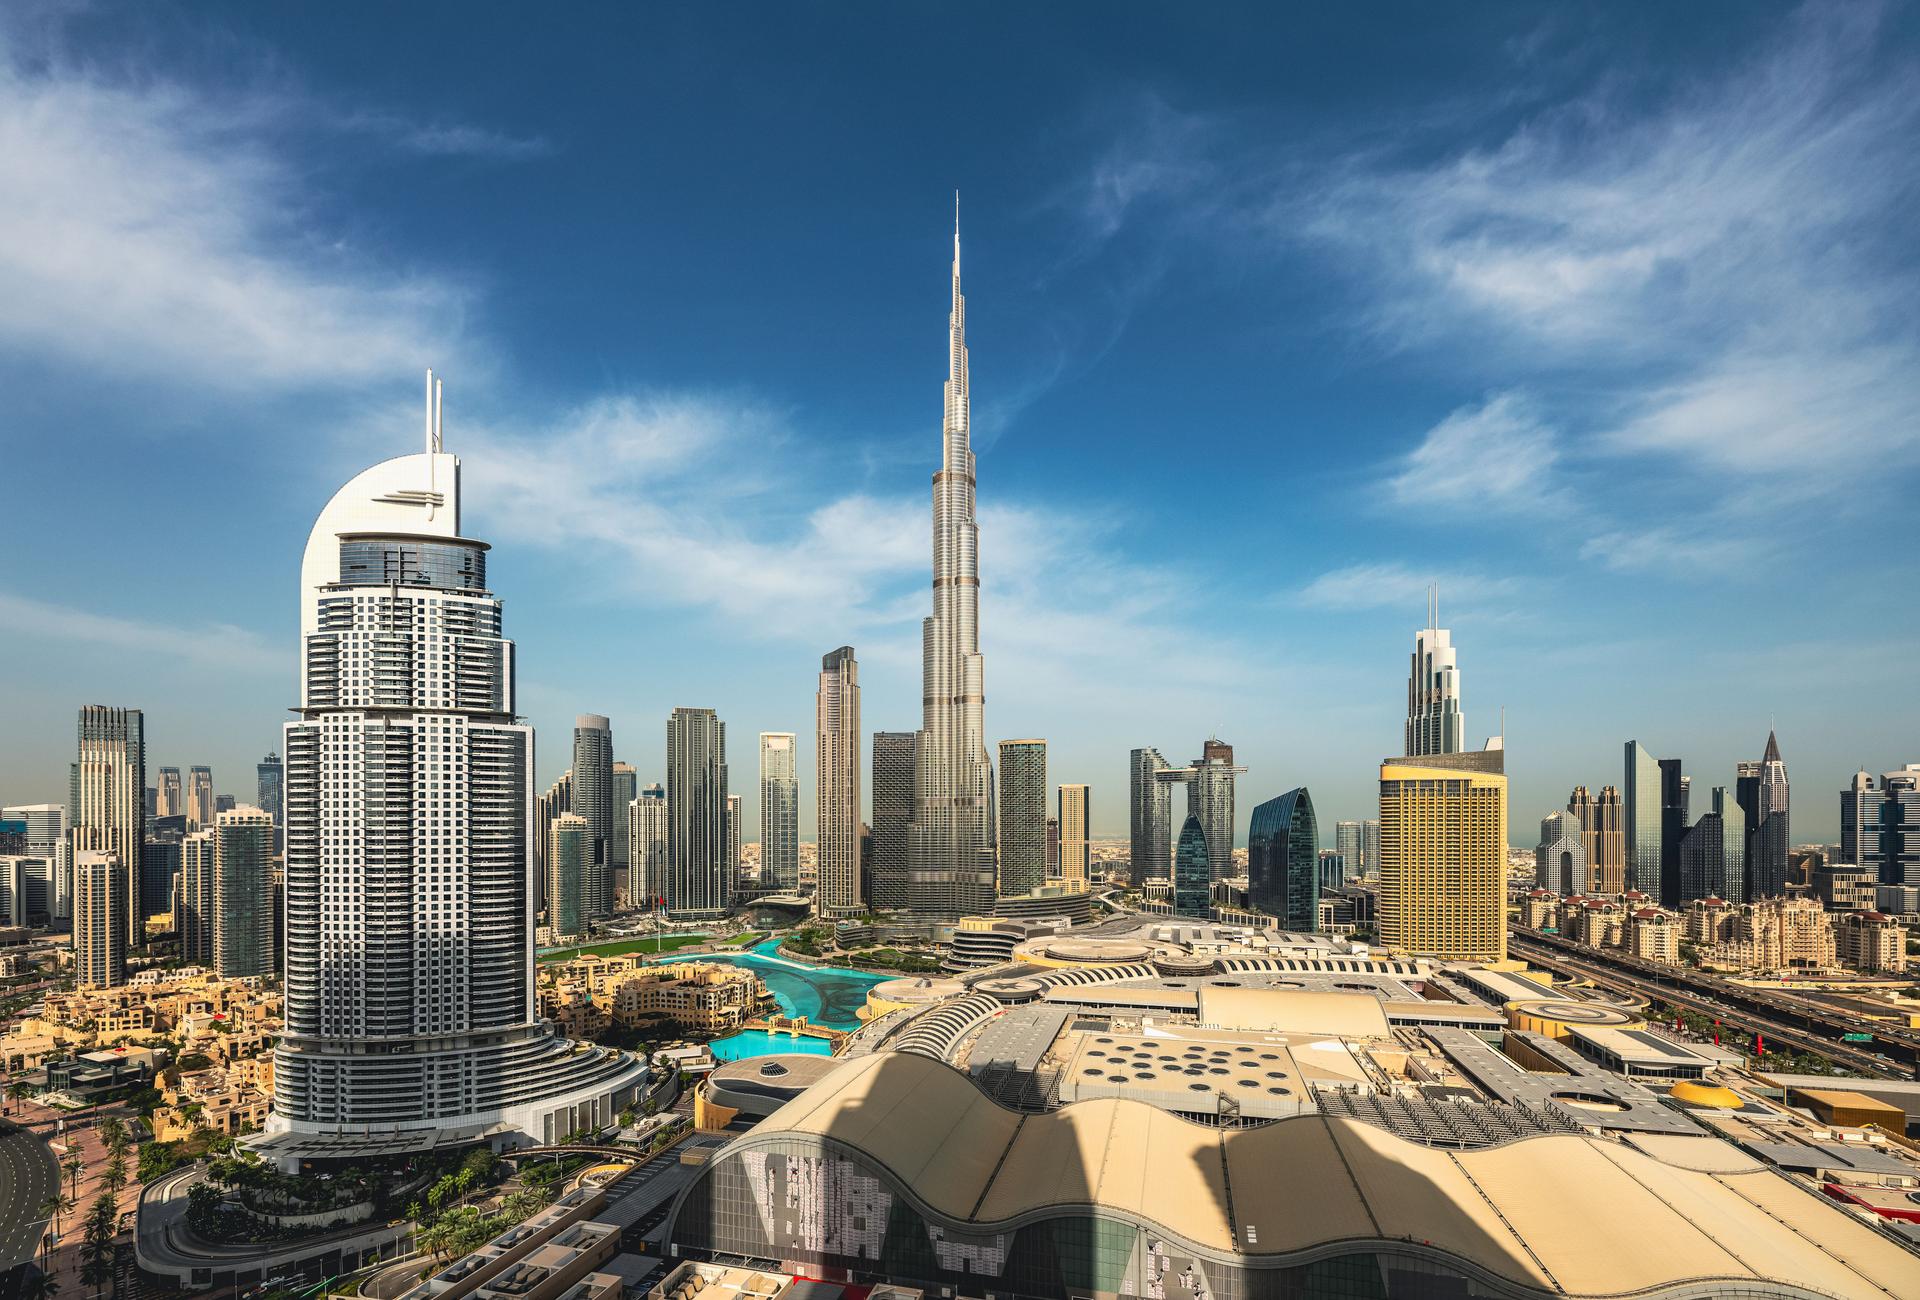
[2,2,1916,844]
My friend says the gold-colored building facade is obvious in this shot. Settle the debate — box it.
[1378,751,1507,961]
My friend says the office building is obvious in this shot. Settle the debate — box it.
[725,794,742,899]
[534,771,571,907]
[907,216,997,921]
[72,705,145,948]
[215,793,236,815]
[142,831,180,927]
[74,851,129,988]
[1317,849,1347,892]
[267,373,645,1160]
[629,787,668,910]
[1155,742,1246,881]
[1379,748,1507,961]
[869,732,915,910]
[611,761,638,882]
[1535,810,1588,897]
[1404,589,1464,756]
[213,806,274,978]
[186,765,214,828]
[0,856,43,927]
[1659,758,1690,907]
[816,647,862,915]
[1679,788,1746,905]
[256,753,284,853]
[1737,730,1790,898]
[1172,814,1211,917]
[572,714,615,919]
[547,813,589,943]
[1336,821,1363,878]
[1128,747,1174,887]
[758,733,798,893]
[180,829,214,964]
[1247,788,1318,930]
[1058,783,1091,889]
[156,767,182,819]
[997,740,1048,897]
[1568,785,1625,895]
[1842,765,1920,886]
[1623,741,1663,897]
[666,708,730,918]
[5,804,69,920]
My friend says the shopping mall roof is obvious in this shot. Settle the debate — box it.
[1197,986,1391,1037]
[740,1050,1917,1298]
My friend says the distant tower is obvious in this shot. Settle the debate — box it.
[1172,816,1211,917]
[1248,789,1318,930]
[547,813,589,942]
[71,705,145,949]
[213,806,275,977]
[1058,784,1091,889]
[256,754,285,853]
[996,741,1048,897]
[180,830,214,964]
[907,207,997,920]
[1405,587,1465,757]
[1737,730,1790,898]
[816,648,862,915]
[629,785,668,910]
[1535,810,1587,896]
[1569,785,1625,895]
[186,765,214,829]
[666,708,729,918]
[1679,788,1745,904]
[869,733,915,910]
[726,794,743,900]
[611,762,638,882]
[1187,741,1244,879]
[759,733,799,893]
[1128,747,1174,886]
[572,715,615,919]
[156,767,182,819]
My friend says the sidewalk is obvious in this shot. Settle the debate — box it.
[12,1100,143,1290]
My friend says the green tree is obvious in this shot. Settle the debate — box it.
[79,1193,117,1299]
[63,1155,84,1201]
[18,1270,61,1300]
[97,1117,126,1157]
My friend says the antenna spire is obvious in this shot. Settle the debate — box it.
[953,190,961,275]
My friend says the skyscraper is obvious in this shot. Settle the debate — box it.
[1535,810,1588,896]
[1336,821,1363,877]
[547,813,589,943]
[869,732,915,910]
[1842,765,1920,886]
[666,708,730,918]
[186,765,214,828]
[1128,747,1174,887]
[1404,590,1464,756]
[1248,788,1318,931]
[71,705,145,949]
[1660,758,1690,908]
[270,373,644,1159]
[7,804,70,920]
[257,753,285,853]
[1058,784,1091,889]
[1679,788,1745,904]
[1362,819,1381,876]
[611,761,638,884]
[996,740,1048,897]
[759,733,799,894]
[1172,815,1211,917]
[156,767,182,819]
[1623,741,1663,896]
[213,806,275,978]
[1568,785,1626,895]
[534,771,572,907]
[907,211,996,921]
[816,647,862,915]
[180,828,214,964]
[74,851,129,988]
[1379,749,1507,961]
[629,787,668,910]
[1187,743,1244,879]
[572,715,615,919]
[1737,730,1790,899]
[726,794,742,902]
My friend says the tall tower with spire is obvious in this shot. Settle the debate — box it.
[1737,729,1790,898]
[1405,584,1465,756]
[908,202,997,919]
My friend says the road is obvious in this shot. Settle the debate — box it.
[1509,933,1910,1079]
[0,1119,59,1277]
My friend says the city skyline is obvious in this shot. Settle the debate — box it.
[3,4,1918,846]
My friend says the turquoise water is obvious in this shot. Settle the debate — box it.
[709,1029,835,1061]
[698,938,889,1058]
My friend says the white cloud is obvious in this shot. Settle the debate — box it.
[0,22,481,392]
[1385,392,1563,514]
[0,591,279,674]
[1295,563,1523,613]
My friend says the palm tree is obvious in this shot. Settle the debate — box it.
[37,1195,66,1236]
[63,1156,84,1201]
[18,1270,61,1300]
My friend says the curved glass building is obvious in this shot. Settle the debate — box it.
[262,375,646,1164]
[1247,787,1318,931]
[1172,814,1210,916]
[664,1051,1911,1300]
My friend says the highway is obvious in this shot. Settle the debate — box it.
[1509,933,1913,1080]
[0,1119,59,1279]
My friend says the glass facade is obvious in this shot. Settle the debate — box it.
[1173,814,1211,916]
[1247,788,1318,930]
[337,537,486,590]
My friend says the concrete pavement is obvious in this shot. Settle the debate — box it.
[0,1120,59,1273]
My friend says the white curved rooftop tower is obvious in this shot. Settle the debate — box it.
[262,372,646,1165]
[908,204,997,919]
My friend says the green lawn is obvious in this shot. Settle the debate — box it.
[537,933,715,963]
[727,931,768,947]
